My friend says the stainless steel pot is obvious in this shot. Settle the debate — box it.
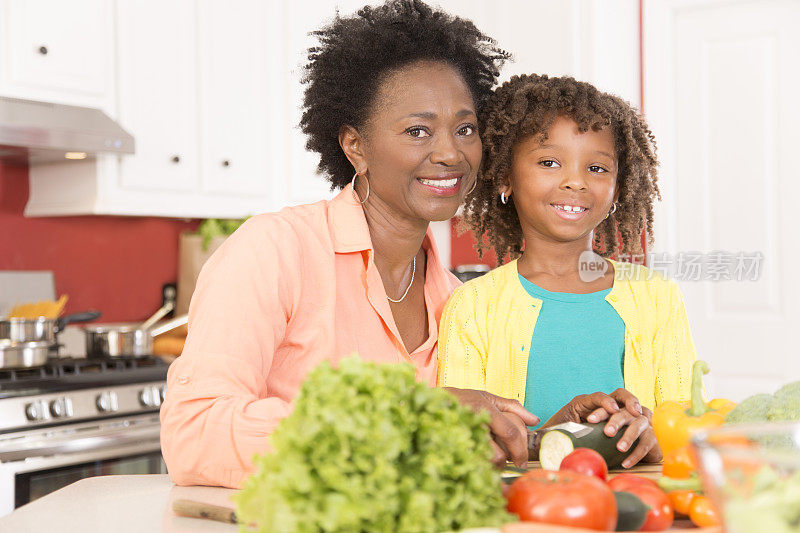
[0,340,50,369]
[0,311,102,344]
[84,315,188,358]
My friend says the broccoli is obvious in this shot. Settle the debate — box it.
[726,393,774,424]
[767,381,800,422]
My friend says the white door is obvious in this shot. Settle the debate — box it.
[645,0,800,399]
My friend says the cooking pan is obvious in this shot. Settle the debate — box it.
[0,340,51,369]
[84,314,188,358]
[0,311,102,344]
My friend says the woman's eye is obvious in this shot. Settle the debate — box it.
[589,165,608,173]
[457,124,476,136]
[406,127,430,138]
[540,159,560,168]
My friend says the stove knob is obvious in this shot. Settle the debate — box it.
[139,387,154,408]
[96,391,119,413]
[49,397,74,418]
[25,400,48,422]
[139,386,162,408]
[151,386,162,407]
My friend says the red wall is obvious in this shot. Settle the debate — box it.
[0,163,199,322]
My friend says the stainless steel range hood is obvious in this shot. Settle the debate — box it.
[0,96,134,165]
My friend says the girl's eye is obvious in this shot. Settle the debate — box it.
[589,165,608,173]
[457,124,476,136]
[540,159,560,168]
[405,127,430,138]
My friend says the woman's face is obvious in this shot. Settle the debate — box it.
[504,115,618,244]
[354,61,481,222]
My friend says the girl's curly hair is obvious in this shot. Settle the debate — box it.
[301,0,509,189]
[465,73,660,262]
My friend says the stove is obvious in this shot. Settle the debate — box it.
[0,356,169,516]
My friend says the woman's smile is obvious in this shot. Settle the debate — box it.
[416,173,464,196]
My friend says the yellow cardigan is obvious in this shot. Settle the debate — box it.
[437,260,697,411]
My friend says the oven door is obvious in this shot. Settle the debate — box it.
[0,413,164,517]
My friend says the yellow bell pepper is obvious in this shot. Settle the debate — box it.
[652,361,736,455]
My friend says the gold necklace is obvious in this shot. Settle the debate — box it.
[387,256,416,303]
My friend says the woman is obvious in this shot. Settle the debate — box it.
[160,0,655,489]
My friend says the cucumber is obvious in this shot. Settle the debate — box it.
[613,491,649,531]
[538,421,639,470]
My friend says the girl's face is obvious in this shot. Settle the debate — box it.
[503,115,618,245]
[345,61,481,223]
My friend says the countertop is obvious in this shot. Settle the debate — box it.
[0,475,237,533]
[0,469,718,533]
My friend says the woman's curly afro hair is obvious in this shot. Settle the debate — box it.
[465,73,660,262]
[301,0,509,190]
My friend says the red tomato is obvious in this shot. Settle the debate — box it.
[617,484,674,531]
[506,470,617,531]
[607,473,660,492]
[559,448,609,481]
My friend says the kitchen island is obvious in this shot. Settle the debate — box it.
[0,475,237,533]
[0,471,719,532]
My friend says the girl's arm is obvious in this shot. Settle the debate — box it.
[653,279,698,405]
[437,285,489,390]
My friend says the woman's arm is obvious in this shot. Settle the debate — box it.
[160,216,298,488]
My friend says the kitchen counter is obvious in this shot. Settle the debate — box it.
[0,471,718,533]
[0,475,237,533]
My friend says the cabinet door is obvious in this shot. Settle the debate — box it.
[0,0,112,108]
[115,0,198,192]
[198,0,270,198]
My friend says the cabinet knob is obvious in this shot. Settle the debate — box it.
[222,159,231,167]
[38,45,48,55]
[171,155,181,164]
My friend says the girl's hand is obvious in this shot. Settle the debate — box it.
[443,387,538,468]
[542,388,662,468]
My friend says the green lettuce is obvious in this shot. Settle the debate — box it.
[233,357,513,532]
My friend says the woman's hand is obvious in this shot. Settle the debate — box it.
[443,388,538,468]
[543,388,662,468]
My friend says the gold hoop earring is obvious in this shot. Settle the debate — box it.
[465,179,477,195]
[604,202,618,220]
[351,172,369,204]
[500,192,509,205]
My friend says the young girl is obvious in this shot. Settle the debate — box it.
[438,74,696,436]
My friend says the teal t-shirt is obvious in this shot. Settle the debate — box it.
[518,274,625,429]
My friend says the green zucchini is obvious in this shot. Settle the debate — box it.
[538,421,639,470]
[613,491,649,531]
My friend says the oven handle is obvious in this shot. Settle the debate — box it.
[0,424,161,463]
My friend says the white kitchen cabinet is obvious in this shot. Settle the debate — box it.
[197,0,270,197]
[116,0,199,193]
[0,0,115,113]
[24,0,639,221]
[26,0,276,218]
